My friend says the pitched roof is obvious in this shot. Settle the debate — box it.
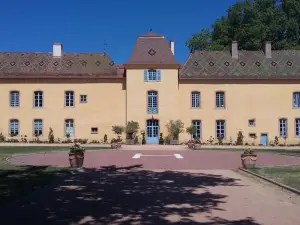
[126,32,179,67]
[180,50,300,79]
[0,52,120,79]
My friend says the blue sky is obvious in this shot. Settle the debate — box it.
[0,0,238,63]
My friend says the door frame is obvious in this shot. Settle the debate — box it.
[260,133,268,146]
[146,119,160,144]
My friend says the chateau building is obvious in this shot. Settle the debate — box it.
[1,31,300,145]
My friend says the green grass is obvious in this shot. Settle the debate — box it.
[248,166,300,191]
[0,145,110,208]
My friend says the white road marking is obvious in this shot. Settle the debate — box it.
[174,153,183,159]
[133,153,184,159]
[132,153,141,159]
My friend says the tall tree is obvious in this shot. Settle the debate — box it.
[186,0,300,52]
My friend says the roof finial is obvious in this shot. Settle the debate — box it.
[104,40,107,56]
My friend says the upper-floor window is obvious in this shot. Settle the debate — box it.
[33,119,43,136]
[191,92,200,108]
[34,91,43,108]
[10,119,19,136]
[248,119,255,127]
[293,92,300,108]
[148,91,158,114]
[10,91,20,107]
[279,118,287,137]
[144,69,161,82]
[216,120,225,138]
[216,91,225,108]
[80,95,87,103]
[65,119,74,137]
[295,119,300,137]
[192,120,201,139]
[65,91,74,107]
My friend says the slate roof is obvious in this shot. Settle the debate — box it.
[180,50,300,79]
[0,52,120,79]
[126,32,179,66]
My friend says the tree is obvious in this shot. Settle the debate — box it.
[112,125,125,136]
[186,125,197,139]
[126,121,140,139]
[186,0,300,52]
[165,120,184,140]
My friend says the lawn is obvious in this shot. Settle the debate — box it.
[0,145,110,208]
[249,166,300,191]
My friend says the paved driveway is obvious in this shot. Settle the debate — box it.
[9,150,300,169]
[1,169,300,225]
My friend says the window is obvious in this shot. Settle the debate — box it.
[192,120,201,139]
[65,119,74,137]
[65,91,74,107]
[9,119,19,136]
[10,91,20,107]
[80,95,87,103]
[248,119,255,126]
[148,91,158,114]
[216,92,225,108]
[279,118,287,137]
[293,92,300,108]
[216,120,225,138]
[295,119,300,137]
[144,69,161,81]
[249,133,257,138]
[34,91,43,107]
[91,127,98,134]
[191,92,200,108]
[33,119,43,136]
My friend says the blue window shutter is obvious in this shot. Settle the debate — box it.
[157,70,161,81]
[144,70,148,81]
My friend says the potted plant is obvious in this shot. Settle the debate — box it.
[69,142,85,168]
[241,148,258,169]
[165,120,184,145]
[159,133,164,145]
[126,121,139,145]
[193,137,202,150]
[141,130,146,145]
[111,125,124,149]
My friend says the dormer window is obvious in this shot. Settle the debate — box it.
[144,69,161,82]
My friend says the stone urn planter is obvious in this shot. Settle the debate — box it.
[69,143,85,168]
[194,143,201,150]
[187,141,194,149]
[241,149,258,169]
[111,138,122,149]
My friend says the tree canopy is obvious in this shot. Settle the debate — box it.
[186,0,300,52]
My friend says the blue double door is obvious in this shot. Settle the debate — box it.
[146,119,159,144]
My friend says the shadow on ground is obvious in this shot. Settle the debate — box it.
[1,165,261,225]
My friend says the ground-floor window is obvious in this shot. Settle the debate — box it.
[192,120,201,139]
[279,118,287,137]
[216,120,225,138]
[295,119,300,137]
[10,119,19,136]
[33,119,43,136]
[65,119,74,137]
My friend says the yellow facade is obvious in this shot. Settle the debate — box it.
[1,32,300,145]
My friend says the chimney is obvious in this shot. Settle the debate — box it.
[264,41,272,58]
[170,40,175,55]
[231,41,238,59]
[53,43,62,57]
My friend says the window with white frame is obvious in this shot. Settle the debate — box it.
[293,92,300,108]
[295,119,300,137]
[10,119,19,136]
[279,118,287,137]
[33,119,43,136]
[191,92,200,108]
[10,91,20,107]
[65,91,74,107]
[216,120,225,138]
[34,91,43,107]
[65,119,74,137]
[80,95,87,103]
[192,120,201,139]
[144,69,161,81]
[216,92,225,108]
[148,91,158,114]
[248,119,255,126]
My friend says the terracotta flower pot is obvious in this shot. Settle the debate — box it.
[69,153,84,168]
[241,154,258,169]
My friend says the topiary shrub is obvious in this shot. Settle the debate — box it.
[274,136,279,146]
[159,133,164,145]
[0,133,5,142]
[104,134,108,143]
[236,131,244,145]
[48,128,54,143]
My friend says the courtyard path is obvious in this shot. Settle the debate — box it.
[1,169,300,225]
